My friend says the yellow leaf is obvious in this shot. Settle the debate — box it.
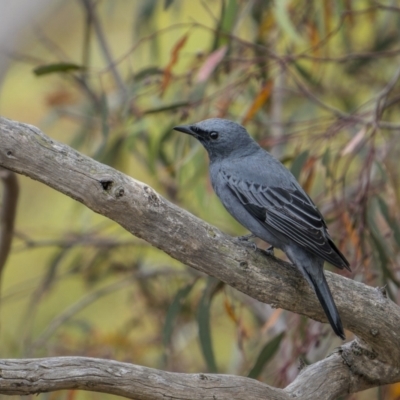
[224,296,249,339]
[387,382,400,399]
[308,22,321,60]
[261,309,282,333]
[224,296,238,324]
[242,80,273,125]
[258,12,275,38]
[342,212,360,263]
[302,156,316,194]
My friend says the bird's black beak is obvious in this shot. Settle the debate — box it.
[173,125,197,137]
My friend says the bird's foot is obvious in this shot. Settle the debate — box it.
[237,233,255,242]
[236,233,257,251]
[258,245,274,257]
[265,245,274,256]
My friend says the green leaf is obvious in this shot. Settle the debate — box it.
[369,233,398,298]
[367,198,392,257]
[292,60,319,87]
[100,94,109,140]
[93,94,110,160]
[134,66,164,81]
[212,0,238,50]
[164,0,174,9]
[290,150,309,180]
[247,332,285,379]
[321,148,331,178]
[157,123,180,175]
[375,161,388,182]
[163,281,196,347]
[98,136,126,167]
[273,0,304,45]
[33,62,84,76]
[221,0,238,33]
[197,277,222,373]
[142,101,189,115]
[137,0,158,22]
[39,247,71,293]
[367,198,400,290]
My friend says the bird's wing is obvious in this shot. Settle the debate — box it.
[222,172,350,270]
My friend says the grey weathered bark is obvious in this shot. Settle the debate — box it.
[0,116,399,399]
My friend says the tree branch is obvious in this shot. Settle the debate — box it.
[0,116,399,398]
[0,356,282,400]
[80,0,129,107]
[0,168,19,282]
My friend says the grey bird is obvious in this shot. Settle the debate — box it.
[174,118,350,339]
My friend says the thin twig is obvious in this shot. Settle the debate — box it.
[80,0,129,107]
[14,235,147,252]
[28,269,190,353]
[374,63,400,123]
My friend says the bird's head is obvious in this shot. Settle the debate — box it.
[174,118,257,161]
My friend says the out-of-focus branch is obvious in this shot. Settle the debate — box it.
[0,168,18,282]
[29,268,189,353]
[80,0,129,106]
[286,65,400,130]
[14,233,148,251]
[374,64,400,122]
[1,117,400,398]
[270,67,285,158]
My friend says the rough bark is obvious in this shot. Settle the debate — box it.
[0,116,399,399]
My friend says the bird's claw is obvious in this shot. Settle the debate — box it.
[236,234,257,250]
[265,245,274,256]
[237,233,255,242]
[259,245,274,257]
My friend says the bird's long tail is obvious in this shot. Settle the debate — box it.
[305,269,345,340]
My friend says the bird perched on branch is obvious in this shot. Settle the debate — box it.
[174,118,350,339]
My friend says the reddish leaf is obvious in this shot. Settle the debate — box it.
[302,156,317,193]
[224,296,238,324]
[387,382,400,399]
[195,46,227,83]
[308,22,321,60]
[224,296,249,339]
[160,33,189,97]
[342,211,361,262]
[261,309,282,334]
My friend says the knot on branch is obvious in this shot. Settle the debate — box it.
[100,179,113,191]
[339,340,400,388]
[5,150,16,159]
[143,186,162,207]
[376,285,388,299]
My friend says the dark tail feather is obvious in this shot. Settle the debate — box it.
[307,271,345,340]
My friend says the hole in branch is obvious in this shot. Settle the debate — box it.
[100,180,113,191]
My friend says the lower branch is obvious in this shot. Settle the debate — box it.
[0,346,399,400]
[0,356,282,400]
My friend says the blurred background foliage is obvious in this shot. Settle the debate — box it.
[1,0,400,399]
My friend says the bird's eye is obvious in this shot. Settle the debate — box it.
[209,131,219,140]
